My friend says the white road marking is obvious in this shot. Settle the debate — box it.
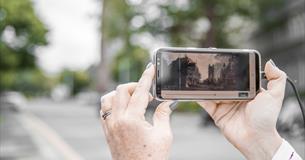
[19,112,84,160]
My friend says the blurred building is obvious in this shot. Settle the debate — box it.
[163,56,201,89]
[207,64,215,84]
[250,0,305,95]
[186,62,201,87]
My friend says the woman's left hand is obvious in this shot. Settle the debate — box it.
[100,64,175,160]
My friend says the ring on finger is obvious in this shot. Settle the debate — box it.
[102,110,112,120]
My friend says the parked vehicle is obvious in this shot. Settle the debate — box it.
[0,91,27,112]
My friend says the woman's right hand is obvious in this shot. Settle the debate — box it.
[100,64,175,160]
[197,60,287,160]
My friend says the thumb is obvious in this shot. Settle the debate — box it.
[264,59,287,98]
[153,101,177,129]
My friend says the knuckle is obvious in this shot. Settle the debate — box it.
[129,82,138,86]
[100,95,106,104]
[100,91,115,103]
[116,82,137,92]
[281,71,287,79]
[116,84,125,91]
[100,97,107,106]
[100,97,109,107]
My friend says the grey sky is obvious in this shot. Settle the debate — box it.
[33,0,101,74]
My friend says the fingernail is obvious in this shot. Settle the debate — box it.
[146,62,152,69]
[269,59,277,67]
[169,101,178,111]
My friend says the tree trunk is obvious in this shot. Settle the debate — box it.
[97,0,110,93]
[199,4,216,47]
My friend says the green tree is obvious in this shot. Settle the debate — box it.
[59,69,90,96]
[102,0,284,85]
[12,69,53,96]
[137,0,283,47]
[101,0,285,112]
[101,0,150,84]
[111,46,149,83]
[0,0,48,92]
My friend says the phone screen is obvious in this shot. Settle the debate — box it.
[160,52,249,91]
[155,48,259,100]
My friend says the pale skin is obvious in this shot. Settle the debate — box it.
[198,60,286,159]
[100,63,174,160]
[100,60,286,160]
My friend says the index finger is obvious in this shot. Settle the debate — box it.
[113,82,138,116]
[128,63,155,115]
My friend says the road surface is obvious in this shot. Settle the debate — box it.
[1,98,304,159]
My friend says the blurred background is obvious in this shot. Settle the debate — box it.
[0,0,304,159]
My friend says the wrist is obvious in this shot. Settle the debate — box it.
[240,129,283,160]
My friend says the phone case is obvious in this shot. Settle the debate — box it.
[152,47,261,101]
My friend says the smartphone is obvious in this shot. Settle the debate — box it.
[153,47,261,101]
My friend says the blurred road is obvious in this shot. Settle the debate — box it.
[1,98,304,160]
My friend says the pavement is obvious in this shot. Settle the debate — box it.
[0,98,304,160]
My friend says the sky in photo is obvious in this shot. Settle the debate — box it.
[33,0,101,74]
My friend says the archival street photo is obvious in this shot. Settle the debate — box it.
[160,52,250,91]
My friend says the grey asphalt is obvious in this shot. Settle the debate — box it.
[1,99,304,159]
[0,110,42,160]
[24,99,245,159]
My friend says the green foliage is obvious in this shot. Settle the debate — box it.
[111,46,149,83]
[104,0,285,84]
[59,70,90,95]
[141,0,283,47]
[0,69,53,96]
[176,102,201,112]
[103,0,286,111]
[102,0,133,42]
[0,0,48,92]
[103,0,150,83]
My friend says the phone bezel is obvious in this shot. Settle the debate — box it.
[153,47,261,101]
